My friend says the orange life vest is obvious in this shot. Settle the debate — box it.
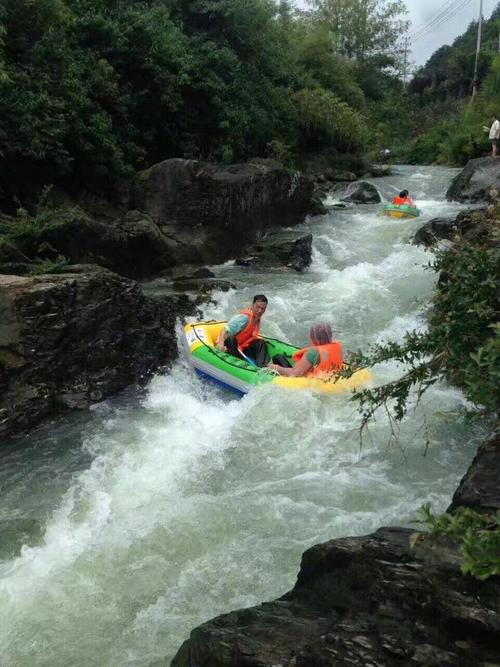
[392,196,414,206]
[235,308,261,349]
[292,342,343,377]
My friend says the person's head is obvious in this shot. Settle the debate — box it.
[309,322,332,346]
[251,294,268,319]
[492,115,497,121]
[399,189,409,198]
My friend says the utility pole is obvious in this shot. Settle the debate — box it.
[472,0,483,98]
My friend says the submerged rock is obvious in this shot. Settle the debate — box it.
[447,156,500,202]
[0,265,177,439]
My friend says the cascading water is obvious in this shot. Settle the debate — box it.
[0,166,490,666]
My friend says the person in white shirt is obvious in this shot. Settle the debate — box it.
[483,115,500,157]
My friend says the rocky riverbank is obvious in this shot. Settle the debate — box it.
[0,265,177,439]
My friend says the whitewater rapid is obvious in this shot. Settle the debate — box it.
[0,165,489,665]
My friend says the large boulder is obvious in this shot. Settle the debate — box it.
[446,156,500,202]
[172,525,500,666]
[35,209,175,279]
[131,158,314,265]
[448,433,500,512]
[0,266,177,439]
[339,180,381,204]
[413,208,488,247]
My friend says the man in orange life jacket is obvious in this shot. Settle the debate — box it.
[392,189,415,207]
[268,322,343,378]
[216,294,270,367]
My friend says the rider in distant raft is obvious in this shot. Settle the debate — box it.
[268,322,343,378]
[216,294,270,367]
[392,189,415,207]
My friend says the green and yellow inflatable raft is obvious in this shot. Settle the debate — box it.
[380,203,421,219]
[184,321,372,396]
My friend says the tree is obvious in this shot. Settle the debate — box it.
[310,0,409,63]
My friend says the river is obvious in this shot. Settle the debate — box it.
[0,165,490,666]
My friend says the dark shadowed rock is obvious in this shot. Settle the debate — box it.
[36,209,175,279]
[448,433,500,512]
[172,525,500,666]
[339,180,381,204]
[446,156,500,202]
[309,191,328,216]
[0,266,177,439]
[413,217,457,246]
[413,208,488,247]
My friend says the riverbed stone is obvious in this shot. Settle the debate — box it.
[0,265,177,439]
[446,156,500,202]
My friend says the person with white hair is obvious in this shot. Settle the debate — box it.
[268,322,343,378]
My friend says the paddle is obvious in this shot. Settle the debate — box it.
[238,346,257,366]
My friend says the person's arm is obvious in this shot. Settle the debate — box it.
[216,314,249,350]
[216,328,229,351]
[269,354,312,377]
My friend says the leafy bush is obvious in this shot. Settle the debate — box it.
[353,213,500,425]
[292,88,368,151]
[412,504,500,580]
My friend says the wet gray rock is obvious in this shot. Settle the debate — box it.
[368,164,392,177]
[413,208,488,247]
[446,156,500,202]
[172,525,500,666]
[339,181,381,204]
[235,232,313,272]
[0,265,177,439]
[449,433,500,512]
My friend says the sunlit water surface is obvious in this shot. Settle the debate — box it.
[0,166,490,666]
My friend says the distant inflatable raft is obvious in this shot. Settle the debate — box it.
[184,321,372,396]
[380,203,421,219]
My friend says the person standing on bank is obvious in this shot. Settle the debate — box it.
[216,295,270,367]
[483,115,500,157]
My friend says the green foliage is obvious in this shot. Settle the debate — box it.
[292,88,368,151]
[413,504,500,580]
[0,0,410,203]
[353,215,500,426]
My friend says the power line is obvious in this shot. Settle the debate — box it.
[410,0,464,39]
[411,0,474,44]
[411,0,473,41]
